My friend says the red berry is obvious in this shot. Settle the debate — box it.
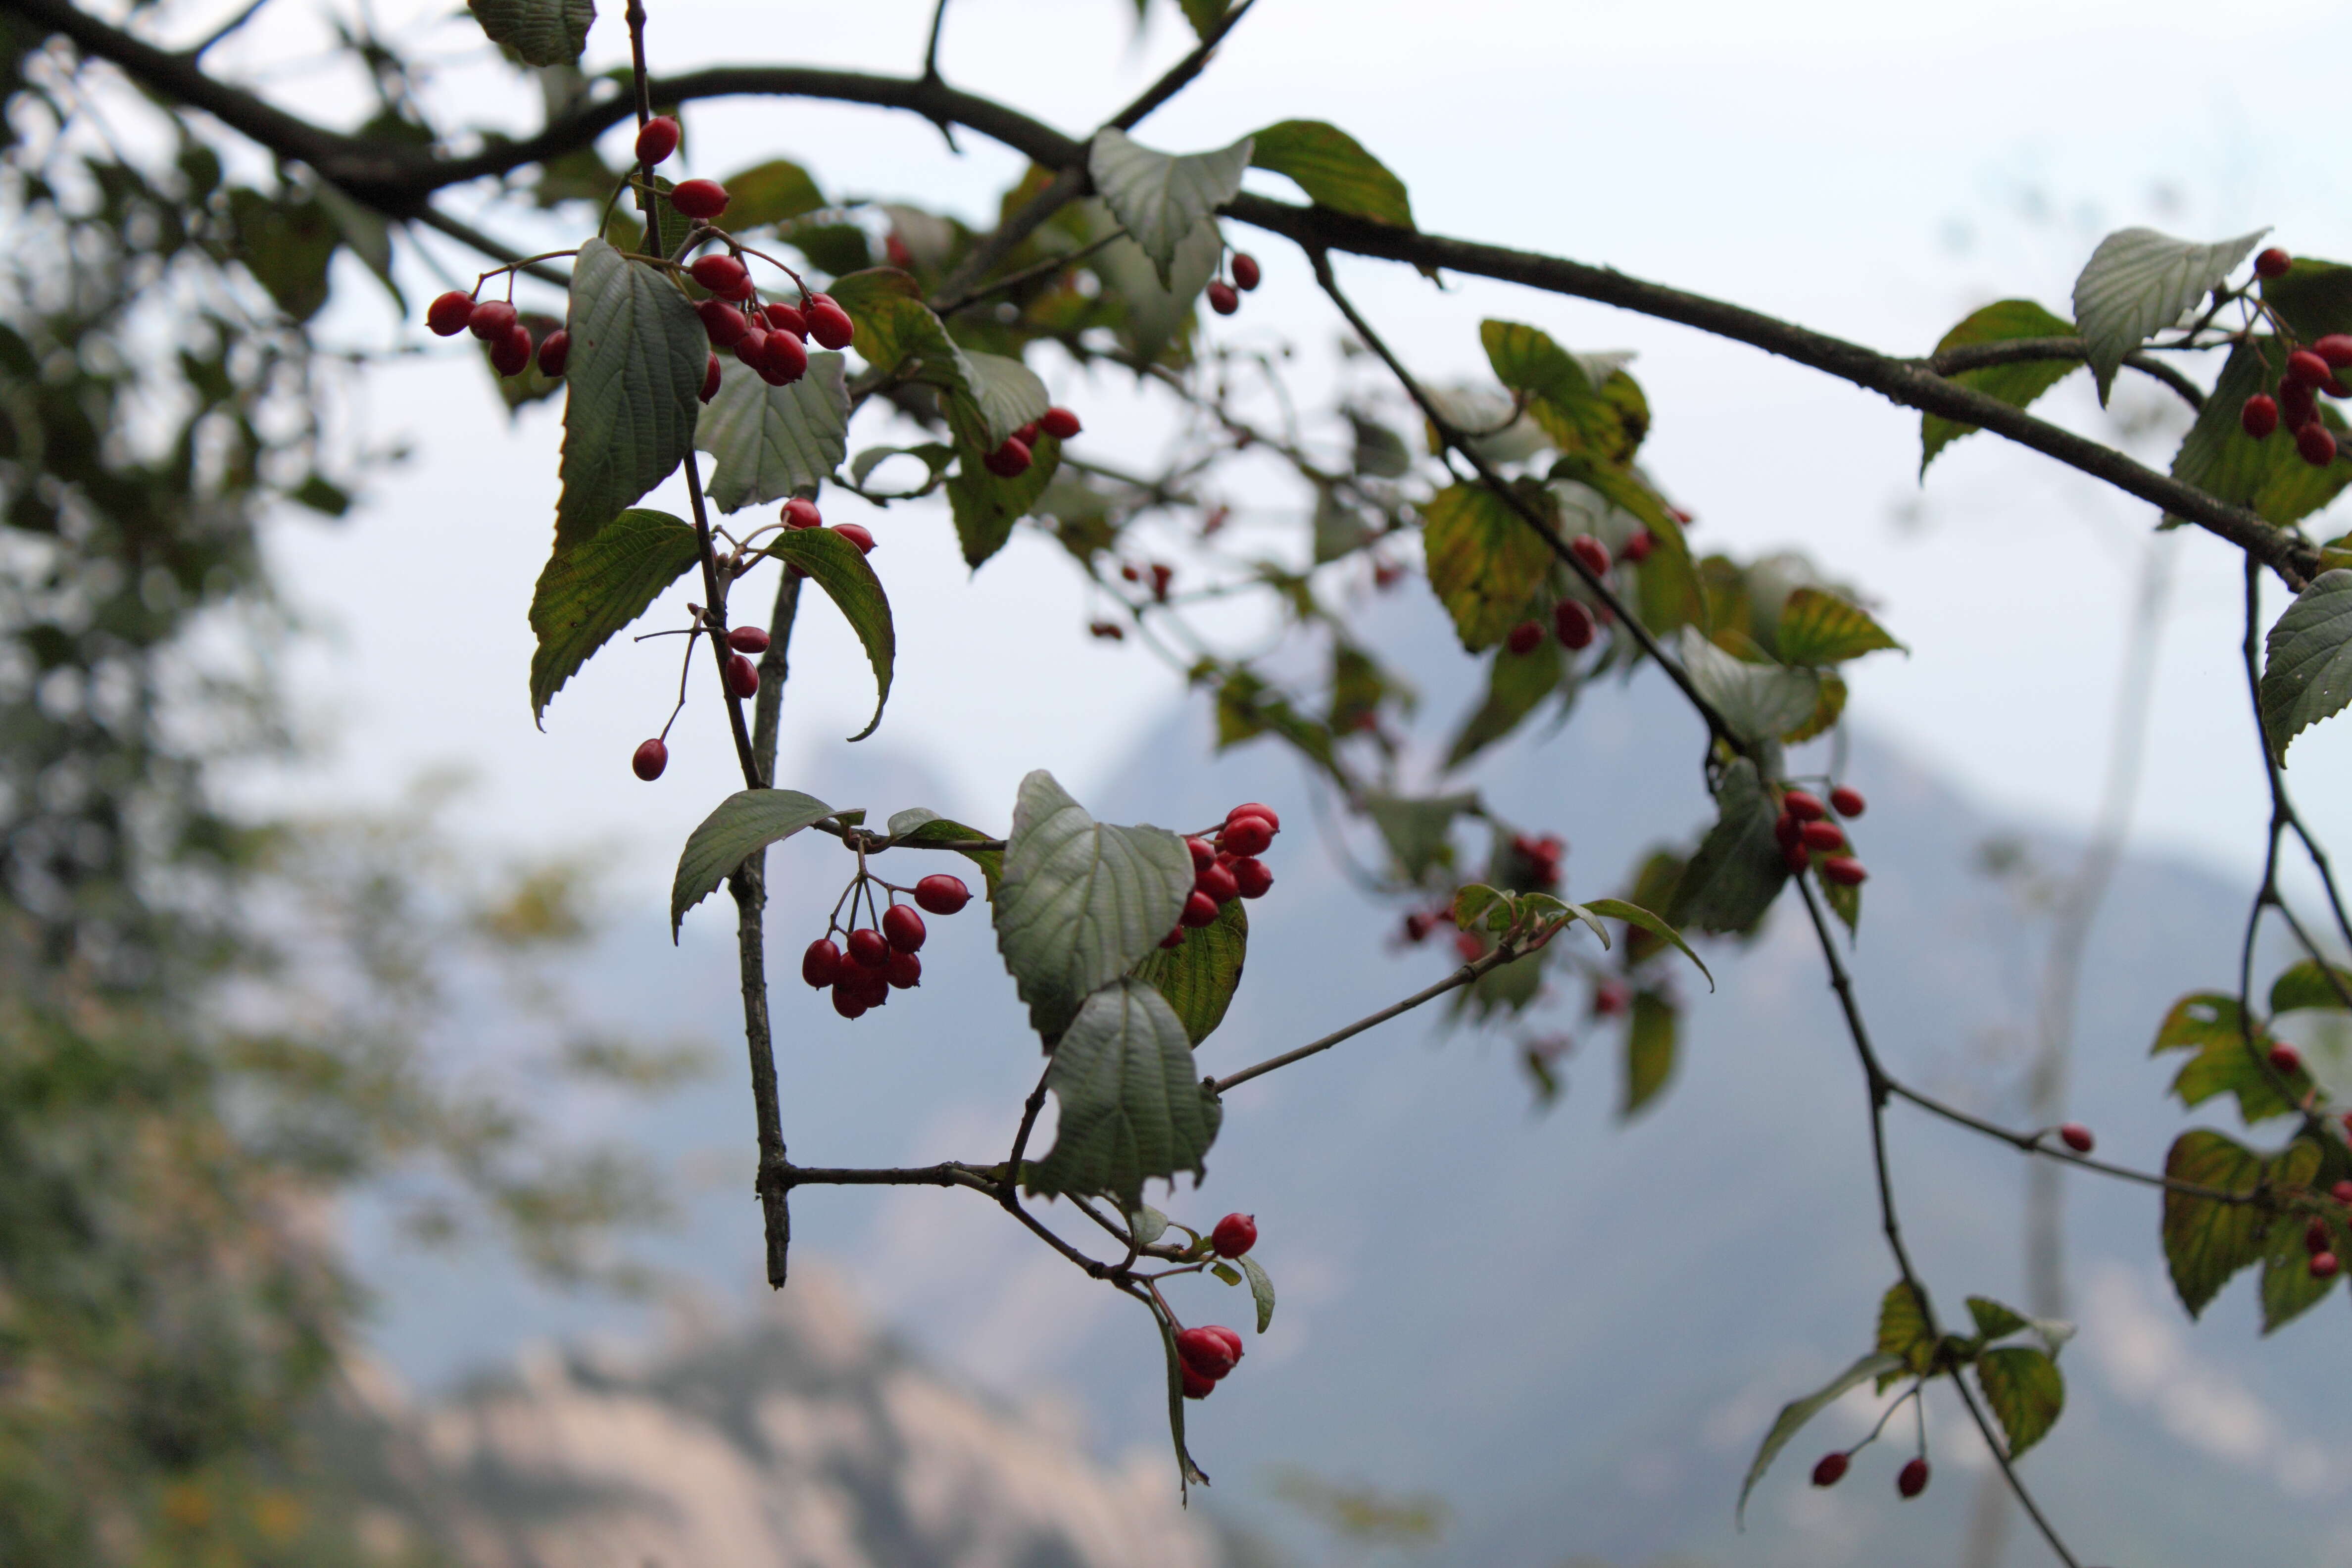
[669,179,729,221]
[1812,1452,1849,1488]
[535,328,570,378]
[759,329,808,386]
[2241,393,2279,440]
[1829,785,1866,818]
[696,299,748,348]
[690,254,748,297]
[782,497,822,529]
[725,651,759,698]
[882,904,927,953]
[2334,1180,2352,1205]
[631,737,668,781]
[1220,816,1274,858]
[804,294,855,350]
[833,523,876,554]
[1212,1213,1258,1256]
[886,950,922,989]
[1186,836,1217,871]
[801,938,841,988]
[728,625,769,654]
[2269,1042,2304,1075]
[2282,378,2318,430]
[2059,1122,2094,1154]
[1180,1362,1215,1399]
[1453,930,1484,963]
[467,299,517,342]
[2299,423,2338,468]
[2307,1217,2332,1255]
[1040,405,1082,440]
[1206,280,1240,316]
[426,290,475,336]
[1180,889,1220,928]
[1799,821,1846,853]
[1897,1458,1929,1498]
[982,437,1033,479]
[1160,928,1185,949]
[914,874,971,915]
[1774,813,1802,850]
[2330,377,2352,400]
[1196,862,1240,904]
[751,301,800,337]
[1784,841,1812,873]
[1554,598,1596,650]
[1593,980,1630,1017]
[832,982,868,1020]
[1227,803,1281,834]
[2318,334,2352,370]
[1505,619,1545,655]
[2256,247,2293,279]
[1175,1325,1241,1379]
[1230,252,1262,292]
[1619,528,1654,563]
[1231,856,1273,899]
[1568,534,1612,578]
[1782,789,1825,821]
[1015,421,1042,446]
[700,353,722,402]
[1820,856,1867,887]
[2313,1251,2340,1280]
[884,231,915,270]
[733,326,771,370]
[841,927,886,970]
[490,323,534,377]
[635,115,680,166]
[2289,349,2333,387]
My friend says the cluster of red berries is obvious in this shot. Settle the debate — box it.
[1501,532,1649,656]
[2239,253,2348,468]
[1119,560,1175,600]
[1176,1212,1259,1399]
[777,494,874,557]
[1775,785,1868,886]
[424,292,571,380]
[800,871,976,1019]
[2302,1188,2351,1280]
[627,621,778,781]
[1164,803,1281,947]
[981,404,1082,482]
[1813,1450,1929,1499]
[1205,251,1262,318]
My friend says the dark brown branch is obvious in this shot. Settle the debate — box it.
[1214,941,1535,1093]
[1927,337,2208,413]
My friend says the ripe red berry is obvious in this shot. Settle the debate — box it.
[535,328,570,378]
[467,299,517,342]
[426,290,475,336]
[2289,349,2333,387]
[1227,803,1281,834]
[804,294,856,350]
[1231,856,1273,898]
[1505,619,1545,656]
[1811,1452,1850,1488]
[1230,252,1262,292]
[1619,528,1655,564]
[2334,1179,2352,1205]
[1221,816,1274,858]
[1568,534,1612,578]
[982,437,1033,479]
[1040,405,1082,440]
[801,938,841,988]
[1186,837,1216,871]
[669,179,729,221]
[697,299,748,347]
[882,903,927,953]
[1452,930,1484,963]
[833,523,876,554]
[1820,856,1868,887]
[1897,1457,1929,1498]
[1015,421,1042,446]
[2307,1217,2332,1255]
[733,326,771,369]
[1554,598,1596,650]
[832,983,868,1020]
[2269,1042,2304,1075]
[1196,862,1240,904]
[1212,1213,1258,1256]
[2318,334,2352,369]
[1176,1325,1241,1379]
[1774,813,1802,849]
[759,329,808,386]
[1593,980,1630,1017]
[690,254,750,297]
[2299,423,2338,468]
[1180,1362,1215,1399]
[1782,790,1825,821]
[727,625,769,654]
[914,874,971,915]
[700,353,722,402]
[2256,247,2293,279]
[1829,785,1866,818]
[1160,928,1186,949]
[1180,889,1220,928]
[843,927,888,970]
[2059,1122,2094,1154]
[2241,394,2280,440]
[490,323,534,378]
[725,651,759,698]
[631,737,668,781]
[886,950,922,989]
[782,497,822,529]
[2313,1251,2340,1280]
[1784,841,1811,873]
[635,115,680,166]
[2282,378,2318,430]
[1206,280,1241,316]
[1799,821,1846,853]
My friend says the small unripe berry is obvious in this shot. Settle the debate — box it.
[2059,1122,2094,1154]
[2313,1251,2340,1280]
[804,294,855,350]
[1829,785,1866,818]
[832,983,868,1020]
[467,299,517,342]
[635,115,680,166]
[1181,1363,1215,1399]
[1230,252,1262,291]
[1206,280,1240,316]
[2289,349,2334,388]
[2298,423,2338,468]
[2269,1042,2303,1075]
[690,254,750,297]
[725,651,759,698]
[1568,534,1612,578]
[1220,816,1274,858]
[669,179,729,221]
[1176,1325,1241,1379]
[535,328,570,378]
[1040,405,1082,440]
[1196,862,1240,904]
[2256,247,2293,279]
[701,353,722,403]
[801,938,841,988]
[426,290,475,336]
[2241,394,2279,440]
[1821,856,1868,886]
[1799,821,1846,853]
[490,323,534,377]
[982,437,1033,478]
[1180,889,1220,928]
[1782,789,1826,821]
[833,523,876,554]
[1231,856,1273,899]
[1811,1452,1849,1487]
[1089,620,1124,640]
[728,625,769,654]
[1227,802,1281,833]
[914,874,971,915]
[759,329,808,386]
[1506,619,1545,655]
[1554,598,1596,649]
[1619,528,1654,563]
[782,497,822,529]
[886,950,922,989]
[1212,1213,1258,1256]
[1187,836,1217,871]
[698,298,748,346]
[882,903,927,953]
[631,737,668,781]
[1897,1458,1929,1498]
[845,927,890,970]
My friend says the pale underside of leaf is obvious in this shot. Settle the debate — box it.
[2071,226,2266,401]
[467,0,593,65]
[1678,627,1820,745]
[1025,979,1221,1208]
[695,353,850,513]
[1087,127,1254,287]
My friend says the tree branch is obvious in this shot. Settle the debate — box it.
[1214,941,1537,1093]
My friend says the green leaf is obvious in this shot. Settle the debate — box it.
[555,238,706,547]
[226,190,337,322]
[1247,119,1414,230]
[1177,0,1229,38]
[1966,1296,2030,1342]
[1091,210,1220,367]
[1451,883,1510,932]
[947,349,1050,453]
[1024,979,1221,1207]
[694,353,849,513]
[1621,989,1677,1118]
[2256,255,2352,342]
[1481,321,1649,465]
[2170,342,2352,528]
[1446,638,1562,770]
[671,789,837,937]
[994,772,1194,1044]
[1312,482,1374,564]
[717,158,825,231]
[849,442,956,498]
[1677,628,1819,746]
[1773,587,1904,666]
[1735,1351,1905,1525]
[2270,957,2352,1013]
[1580,899,1713,989]
[946,432,1063,569]
[1919,299,2080,472]
[2259,1194,2341,1332]
[527,507,699,723]
[2160,1128,2272,1317]
[1240,1253,1275,1333]
[1876,1280,1935,1382]
[762,527,894,741]
[1670,758,1787,935]
[1363,792,1477,881]
[829,271,971,393]
[2071,226,2266,401]
[1086,128,1254,287]
[1421,482,1552,651]
[1348,412,1413,479]
[1210,1261,1242,1285]
[889,814,1002,891]
[1130,896,1247,1046]
[2261,569,2352,764]
[467,0,592,63]
[1975,1347,2064,1459]
[2150,991,2297,1123]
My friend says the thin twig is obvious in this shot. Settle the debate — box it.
[1214,943,1531,1093]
